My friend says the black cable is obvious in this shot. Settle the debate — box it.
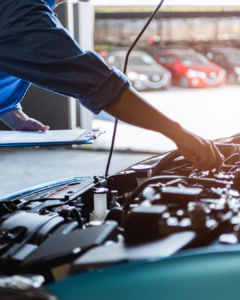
[105,0,165,178]
[122,0,165,75]
[105,118,118,178]
[152,150,180,177]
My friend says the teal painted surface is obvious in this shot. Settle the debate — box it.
[47,252,240,300]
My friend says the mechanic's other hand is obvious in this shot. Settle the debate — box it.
[0,110,49,132]
[14,118,49,132]
[173,127,224,171]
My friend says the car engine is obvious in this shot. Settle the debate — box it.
[0,142,240,286]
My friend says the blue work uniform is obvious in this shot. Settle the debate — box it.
[0,0,131,115]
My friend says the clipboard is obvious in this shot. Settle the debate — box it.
[0,128,104,147]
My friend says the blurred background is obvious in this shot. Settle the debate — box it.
[92,1,240,153]
[2,0,240,197]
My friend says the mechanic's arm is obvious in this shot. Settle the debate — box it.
[0,109,49,132]
[104,87,223,170]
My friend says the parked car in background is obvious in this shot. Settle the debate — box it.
[154,49,226,88]
[203,47,240,84]
[104,50,172,91]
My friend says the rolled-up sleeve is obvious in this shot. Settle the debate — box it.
[81,65,131,114]
[72,51,131,114]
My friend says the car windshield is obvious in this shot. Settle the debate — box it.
[179,53,209,66]
[225,51,240,64]
[128,54,157,66]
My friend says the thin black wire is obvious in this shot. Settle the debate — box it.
[105,0,165,178]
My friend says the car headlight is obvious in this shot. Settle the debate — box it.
[187,69,206,79]
[234,66,240,75]
[186,69,197,78]
[199,72,206,79]
[163,72,172,79]
[128,72,139,81]
[139,74,148,81]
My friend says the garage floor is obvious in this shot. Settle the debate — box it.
[0,147,151,199]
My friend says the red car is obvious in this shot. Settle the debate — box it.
[154,49,226,88]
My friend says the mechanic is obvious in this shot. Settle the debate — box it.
[0,0,223,170]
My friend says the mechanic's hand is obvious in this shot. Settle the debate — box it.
[0,110,49,132]
[173,127,224,171]
[14,118,49,132]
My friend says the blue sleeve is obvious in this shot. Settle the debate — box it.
[0,102,22,116]
[46,0,56,10]
[0,72,30,116]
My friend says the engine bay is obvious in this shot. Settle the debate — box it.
[1,142,240,285]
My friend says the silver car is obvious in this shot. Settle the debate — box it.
[105,50,172,91]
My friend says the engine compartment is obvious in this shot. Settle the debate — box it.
[1,143,240,285]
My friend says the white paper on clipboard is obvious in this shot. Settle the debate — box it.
[0,128,104,147]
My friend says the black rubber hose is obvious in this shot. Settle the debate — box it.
[71,208,83,229]
[152,150,181,177]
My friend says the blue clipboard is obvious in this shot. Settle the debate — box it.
[0,128,104,147]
